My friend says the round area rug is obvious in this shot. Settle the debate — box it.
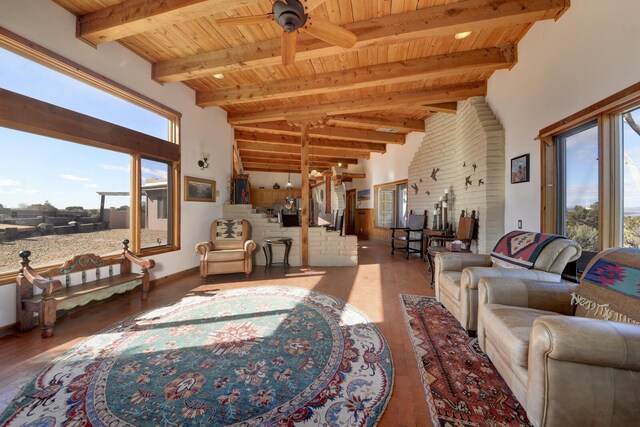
[0,286,393,427]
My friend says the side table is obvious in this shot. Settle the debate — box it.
[263,237,293,269]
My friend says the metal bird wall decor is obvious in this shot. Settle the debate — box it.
[431,168,440,181]
[465,175,473,189]
[411,183,419,195]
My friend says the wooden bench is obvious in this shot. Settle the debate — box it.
[16,239,155,338]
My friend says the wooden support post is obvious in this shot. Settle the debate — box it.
[99,194,106,222]
[301,123,310,266]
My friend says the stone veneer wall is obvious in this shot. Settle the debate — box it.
[222,204,357,267]
[408,97,505,253]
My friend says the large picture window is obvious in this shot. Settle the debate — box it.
[540,82,640,271]
[621,106,640,248]
[0,32,181,281]
[556,121,600,253]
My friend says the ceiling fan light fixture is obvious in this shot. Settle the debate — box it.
[273,0,307,33]
[454,31,472,40]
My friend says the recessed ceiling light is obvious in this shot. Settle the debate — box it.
[454,31,472,40]
[213,73,225,79]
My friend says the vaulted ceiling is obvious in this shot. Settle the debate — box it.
[52,0,569,173]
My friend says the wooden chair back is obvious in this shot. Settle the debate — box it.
[456,211,477,242]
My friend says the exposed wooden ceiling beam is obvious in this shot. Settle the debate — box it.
[237,141,372,159]
[153,0,566,82]
[342,172,366,179]
[228,82,486,125]
[235,130,387,152]
[243,164,332,173]
[416,102,459,114]
[233,122,405,144]
[244,165,304,173]
[239,151,358,165]
[242,158,337,167]
[326,115,425,133]
[78,0,262,45]
[197,46,514,107]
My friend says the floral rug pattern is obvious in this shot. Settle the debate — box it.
[400,294,531,427]
[0,287,393,426]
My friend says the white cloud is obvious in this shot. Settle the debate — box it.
[0,178,21,187]
[84,183,100,188]
[100,164,129,172]
[60,174,90,181]
[142,167,168,180]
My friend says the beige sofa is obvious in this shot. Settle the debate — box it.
[478,248,640,427]
[196,219,257,278]
[434,236,581,331]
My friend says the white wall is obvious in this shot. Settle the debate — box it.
[487,0,640,232]
[249,171,301,189]
[348,131,425,208]
[408,98,505,253]
[0,0,232,327]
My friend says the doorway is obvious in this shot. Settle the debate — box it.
[345,189,356,235]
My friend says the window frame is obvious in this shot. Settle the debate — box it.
[0,27,181,285]
[373,179,409,229]
[539,82,640,251]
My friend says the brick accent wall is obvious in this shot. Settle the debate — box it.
[222,204,357,267]
[408,97,505,253]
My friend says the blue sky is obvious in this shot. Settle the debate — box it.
[0,48,169,210]
[563,110,640,212]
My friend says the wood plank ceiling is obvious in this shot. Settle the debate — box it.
[52,0,569,174]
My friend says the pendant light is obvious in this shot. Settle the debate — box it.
[286,171,293,188]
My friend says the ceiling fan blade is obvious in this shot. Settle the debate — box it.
[281,31,298,66]
[303,16,357,49]
[301,0,327,12]
[216,14,273,26]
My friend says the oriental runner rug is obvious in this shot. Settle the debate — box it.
[400,294,531,427]
[1,286,393,427]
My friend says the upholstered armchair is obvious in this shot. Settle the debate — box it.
[477,248,640,427]
[434,231,581,331]
[196,219,257,278]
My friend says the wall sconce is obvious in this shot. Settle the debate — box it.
[198,153,209,170]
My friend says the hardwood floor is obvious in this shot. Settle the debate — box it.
[0,240,435,427]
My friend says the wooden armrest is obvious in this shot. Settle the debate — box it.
[124,250,155,270]
[22,266,63,295]
[390,227,409,231]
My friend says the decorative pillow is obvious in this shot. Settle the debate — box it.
[491,230,563,269]
[216,219,244,241]
[572,248,640,325]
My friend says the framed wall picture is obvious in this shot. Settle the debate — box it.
[185,176,216,202]
[511,154,530,184]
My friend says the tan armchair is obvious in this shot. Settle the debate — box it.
[196,219,257,278]
[477,248,640,427]
[434,233,581,331]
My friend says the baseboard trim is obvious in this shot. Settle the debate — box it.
[0,322,16,338]
[150,266,199,288]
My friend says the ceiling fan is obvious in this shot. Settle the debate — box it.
[215,0,358,66]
